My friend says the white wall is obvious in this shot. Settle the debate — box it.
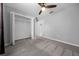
[36,4,79,46]
[15,15,31,40]
[3,4,32,45]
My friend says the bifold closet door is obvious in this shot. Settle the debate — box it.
[15,16,31,40]
[0,3,5,54]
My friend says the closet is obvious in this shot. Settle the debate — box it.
[10,12,31,45]
[15,14,31,40]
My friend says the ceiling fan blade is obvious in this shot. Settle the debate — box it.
[45,5,57,8]
[39,10,42,15]
[49,11,54,14]
[38,3,42,7]
[38,3,45,7]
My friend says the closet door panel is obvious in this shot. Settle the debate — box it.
[15,16,31,40]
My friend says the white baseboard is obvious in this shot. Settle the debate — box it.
[42,36,79,48]
[15,37,31,40]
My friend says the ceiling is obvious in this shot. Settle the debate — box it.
[4,3,79,18]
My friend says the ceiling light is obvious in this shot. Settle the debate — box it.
[42,7,45,11]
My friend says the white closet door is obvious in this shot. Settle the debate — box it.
[15,16,31,40]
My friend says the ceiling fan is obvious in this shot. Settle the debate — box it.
[38,3,57,15]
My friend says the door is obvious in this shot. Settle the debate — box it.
[15,16,31,40]
[0,3,5,54]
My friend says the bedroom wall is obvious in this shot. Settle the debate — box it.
[3,4,32,46]
[35,3,79,46]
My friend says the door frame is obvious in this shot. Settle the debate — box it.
[10,12,35,45]
[0,3,5,54]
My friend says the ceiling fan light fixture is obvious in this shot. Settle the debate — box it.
[42,7,45,11]
[38,3,57,15]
